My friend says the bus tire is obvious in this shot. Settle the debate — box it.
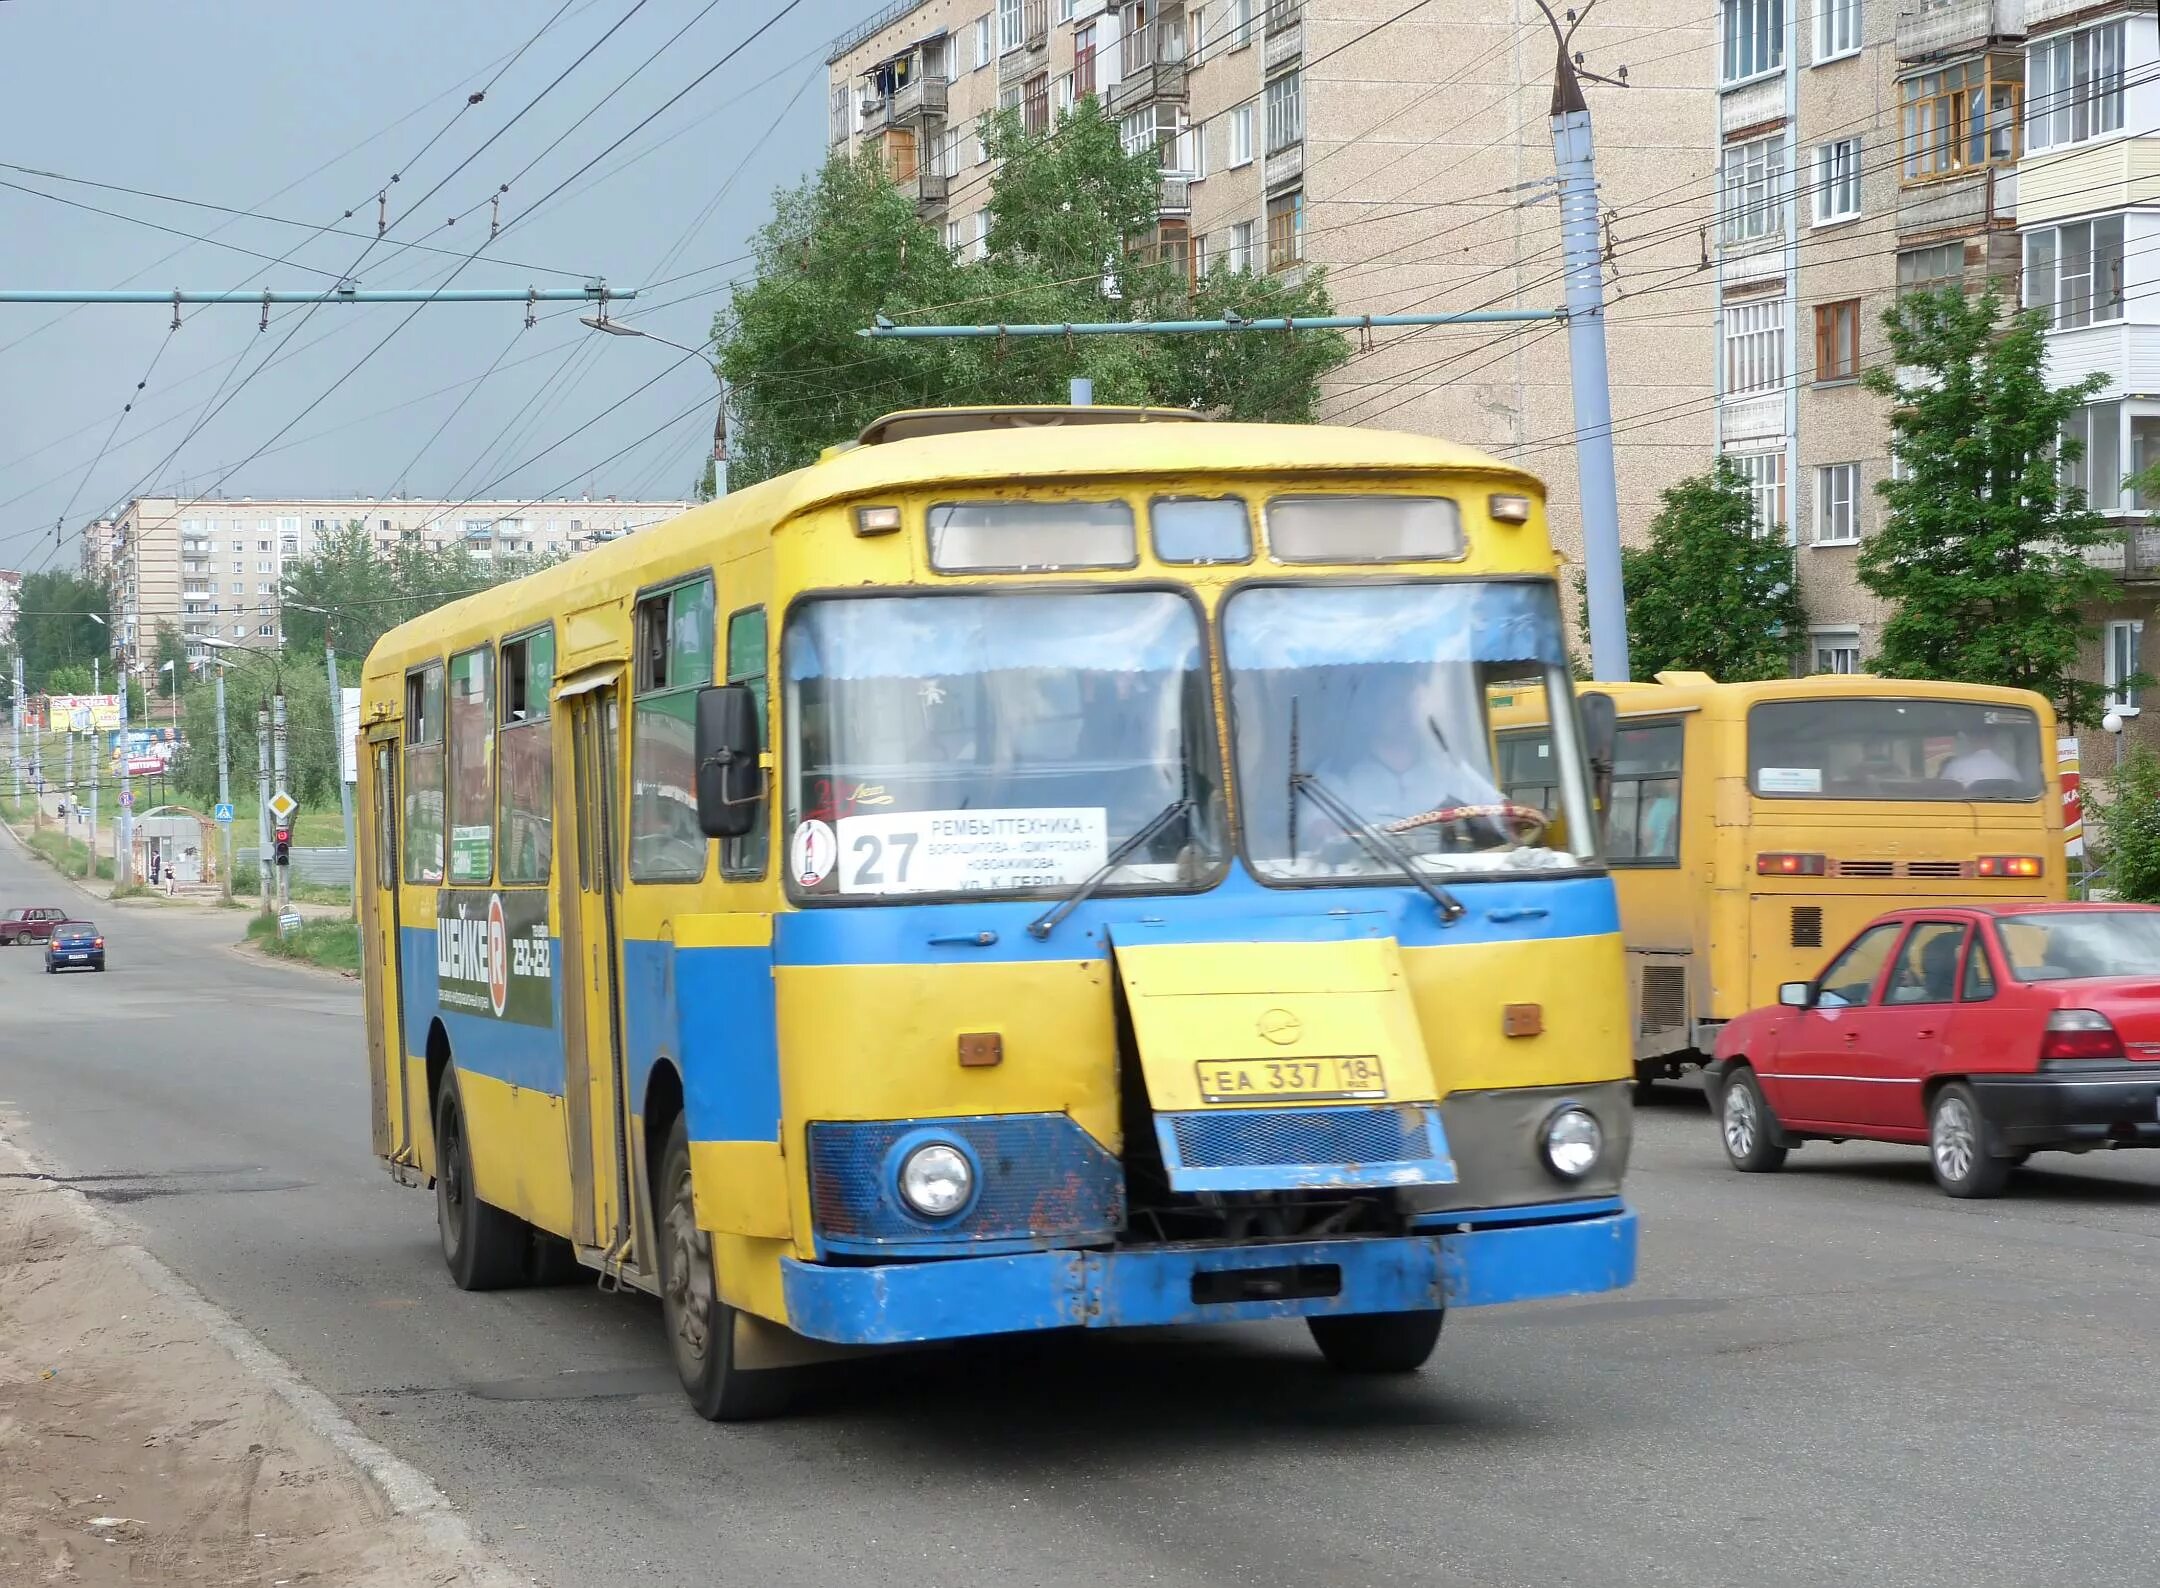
[434,1078,530,1291]
[656,1117,790,1421]
[1308,1308,1444,1374]
[1718,1066,1787,1173]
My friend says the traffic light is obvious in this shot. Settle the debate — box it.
[273,826,292,867]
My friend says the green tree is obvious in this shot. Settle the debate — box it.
[12,571,110,690]
[44,662,93,696]
[1602,460,1806,681]
[282,522,555,661]
[1862,289,2117,725]
[153,621,189,697]
[715,103,1350,486]
[2093,745,2160,902]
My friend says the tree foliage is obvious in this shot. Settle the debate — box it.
[1603,461,1807,682]
[716,101,1350,486]
[2094,745,2160,902]
[10,571,110,690]
[153,622,189,696]
[1861,290,2118,726]
[280,522,556,661]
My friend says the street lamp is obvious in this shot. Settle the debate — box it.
[581,315,727,497]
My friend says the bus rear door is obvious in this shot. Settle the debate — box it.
[358,727,418,1179]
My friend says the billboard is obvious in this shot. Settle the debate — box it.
[48,694,122,734]
[2060,736,2084,859]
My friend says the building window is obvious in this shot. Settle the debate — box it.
[1229,104,1255,166]
[1901,56,2021,181]
[1056,71,1075,114]
[1229,218,1257,272]
[1814,298,1861,381]
[1816,0,1860,61]
[975,14,991,66]
[2028,22,2124,153]
[2025,216,2125,330]
[1811,629,1863,674]
[1075,23,1096,93]
[2061,400,2124,510]
[1896,240,1964,296]
[1266,189,1304,269]
[1058,0,1075,20]
[1023,70,1049,133]
[1721,134,1787,246]
[973,209,991,260]
[1730,450,1788,532]
[1722,0,1784,83]
[1723,298,1786,397]
[1226,0,1254,47]
[1265,69,1303,153]
[946,217,962,254]
[999,0,1022,53]
[1815,463,1861,544]
[2106,619,2144,711]
[1813,137,1862,222]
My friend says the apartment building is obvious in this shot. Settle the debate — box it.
[828,0,1720,572]
[1716,0,2160,759]
[85,495,688,671]
[0,569,20,645]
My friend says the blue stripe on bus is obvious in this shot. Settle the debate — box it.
[771,865,1618,968]
[397,926,568,1096]
[674,946,782,1143]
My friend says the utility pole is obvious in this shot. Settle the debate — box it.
[325,638,356,878]
[115,659,133,888]
[88,657,99,879]
[8,653,20,803]
[256,701,271,914]
[271,689,290,913]
[215,667,232,902]
[1540,0,1632,684]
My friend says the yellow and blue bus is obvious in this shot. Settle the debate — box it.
[1496,672,2065,1086]
[355,406,1638,1419]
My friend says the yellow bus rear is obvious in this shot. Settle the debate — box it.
[355,407,1639,1419]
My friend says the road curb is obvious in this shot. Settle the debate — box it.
[0,1128,530,1587]
[229,935,363,981]
[0,815,110,904]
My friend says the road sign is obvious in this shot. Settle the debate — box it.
[118,790,133,809]
[277,910,303,938]
[268,790,298,824]
[213,801,235,824]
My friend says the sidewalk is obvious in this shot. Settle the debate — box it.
[0,1133,521,1587]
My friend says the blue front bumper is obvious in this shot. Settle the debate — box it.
[780,1206,1637,1346]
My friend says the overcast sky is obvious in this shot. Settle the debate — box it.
[0,0,874,573]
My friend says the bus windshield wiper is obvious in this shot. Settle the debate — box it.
[1027,797,1192,941]
[1290,772,1467,926]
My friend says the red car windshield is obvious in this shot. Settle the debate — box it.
[1996,912,2160,981]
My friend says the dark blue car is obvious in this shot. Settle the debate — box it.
[44,920,105,973]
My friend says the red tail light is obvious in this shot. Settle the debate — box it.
[1977,855,2043,879]
[92,938,104,949]
[1756,852,1826,877]
[2040,1009,2123,1064]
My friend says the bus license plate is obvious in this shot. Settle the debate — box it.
[1196,1057,1386,1104]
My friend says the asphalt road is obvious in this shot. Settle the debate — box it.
[4,826,2158,1588]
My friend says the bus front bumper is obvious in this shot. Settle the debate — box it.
[778,1206,1636,1346]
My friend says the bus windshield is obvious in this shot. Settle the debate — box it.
[1748,698,2044,801]
[1222,581,1597,881]
[784,590,1224,899]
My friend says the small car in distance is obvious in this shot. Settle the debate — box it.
[1705,903,2160,1197]
[44,921,105,974]
[0,906,66,945]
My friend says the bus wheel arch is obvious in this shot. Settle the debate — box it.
[424,1017,454,1164]
[642,1059,686,1214]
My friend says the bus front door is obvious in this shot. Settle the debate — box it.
[358,732,416,1177]
[558,679,635,1277]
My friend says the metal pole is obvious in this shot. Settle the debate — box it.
[256,702,271,913]
[1069,376,1093,406]
[271,689,289,913]
[9,654,20,802]
[0,285,633,305]
[215,668,232,902]
[116,661,133,887]
[1550,55,1631,684]
[858,308,1562,339]
[88,657,98,879]
[327,640,356,883]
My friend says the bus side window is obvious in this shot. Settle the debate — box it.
[498,627,554,886]
[448,646,494,884]
[1611,721,1682,866]
[403,663,446,885]
[630,576,716,884]
[722,606,769,879]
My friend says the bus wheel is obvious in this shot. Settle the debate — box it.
[1718,1067,1787,1173]
[656,1117,790,1421]
[1308,1309,1444,1374]
[433,1079,530,1290]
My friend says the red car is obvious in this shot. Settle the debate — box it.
[1707,903,2160,1197]
[0,906,66,946]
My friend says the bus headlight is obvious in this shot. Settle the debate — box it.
[1541,1106,1603,1181]
[897,1142,974,1218]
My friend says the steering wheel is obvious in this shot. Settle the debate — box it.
[1386,801,1550,847]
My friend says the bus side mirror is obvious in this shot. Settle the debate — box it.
[1578,693,1617,841]
[694,684,763,840]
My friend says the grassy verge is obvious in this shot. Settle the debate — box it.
[245,910,361,974]
[17,826,112,884]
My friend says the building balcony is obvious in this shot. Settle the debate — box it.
[914,169,950,212]
[1025,0,1048,50]
[1108,57,1188,116]
[1266,1,1302,32]
[1896,0,2023,63]
[1721,391,1785,445]
[2042,322,2160,393]
[1265,15,1301,70]
[1264,142,1304,191]
[1158,172,1194,216]
[1896,163,2012,237]
[182,586,211,601]
[2083,520,2160,583]
[860,73,949,128]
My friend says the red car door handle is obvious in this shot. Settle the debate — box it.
[1842,1031,1858,1044]
[1915,1028,1936,1039]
